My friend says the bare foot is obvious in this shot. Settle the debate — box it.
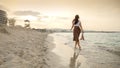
[74,46,77,49]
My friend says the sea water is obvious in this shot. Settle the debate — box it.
[53,32,120,50]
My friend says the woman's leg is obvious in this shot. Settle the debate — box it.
[75,41,77,48]
[77,40,81,49]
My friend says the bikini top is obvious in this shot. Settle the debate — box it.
[74,21,81,26]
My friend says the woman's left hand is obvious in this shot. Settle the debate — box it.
[80,33,85,40]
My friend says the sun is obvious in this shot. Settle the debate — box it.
[19,15,38,21]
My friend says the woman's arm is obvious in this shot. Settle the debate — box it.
[79,22,84,33]
[70,20,74,30]
[79,22,85,40]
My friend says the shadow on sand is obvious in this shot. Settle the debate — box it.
[69,49,81,68]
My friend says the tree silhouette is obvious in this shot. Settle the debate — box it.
[24,19,30,28]
[8,18,16,26]
[24,19,30,22]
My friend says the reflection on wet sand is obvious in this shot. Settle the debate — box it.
[50,33,87,68]
[69,49,81,68]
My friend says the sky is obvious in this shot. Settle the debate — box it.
[0,0,120,31]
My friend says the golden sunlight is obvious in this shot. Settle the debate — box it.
[19,15,38,21]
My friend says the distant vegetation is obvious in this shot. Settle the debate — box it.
[8,18,16,26]
[34,28,120,33]
[24,19,31,28]
[0,9,31,29]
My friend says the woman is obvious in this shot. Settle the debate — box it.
[70,15,84,49]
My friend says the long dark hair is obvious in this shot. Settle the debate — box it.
[73,15,79,24]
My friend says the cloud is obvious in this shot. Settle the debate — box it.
[56,16,69,20]
[13,11,40,16]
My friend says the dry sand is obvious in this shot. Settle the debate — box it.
[0,26,58,68]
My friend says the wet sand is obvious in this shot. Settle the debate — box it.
[49,33,88,68]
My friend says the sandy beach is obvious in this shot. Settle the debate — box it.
[0,26,52,68]
[0,26,120,68]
